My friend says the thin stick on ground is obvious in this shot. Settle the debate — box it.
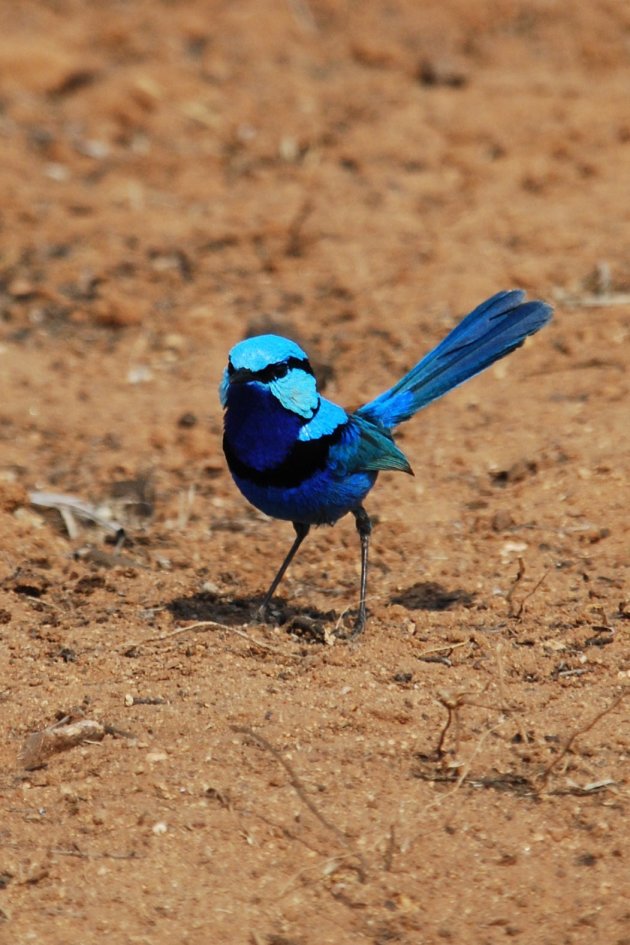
[415,640,468,660]
[383,823,396,872]
[515,568,549,619]
[274,852,360,901]
[435,695,458,757]
[434,683,494,757]
[536,690,627,791]
[51,847,139,860]
[492,642,529,744]
[493,642,508,706]
[506,557,549,619]
[233,726,367,882]
[286,0,318,35]
[449,723,503,795]
[505,557,525,616]
[120,621,298,658]
[403,720,507,855]
[20,718,106,770]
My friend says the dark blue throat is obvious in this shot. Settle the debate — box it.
[224,384,302,469]
[223,383,345,489]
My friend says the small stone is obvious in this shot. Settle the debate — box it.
[177,412,198,428]
[163,333,185,351]
[146,751,168,764]
[417,57,469,88]
[8,278,35,298]
[492,510,514,532]
[126,365,153,384]
[44,162,70,181]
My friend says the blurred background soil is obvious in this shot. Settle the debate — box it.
[0,2,628,943]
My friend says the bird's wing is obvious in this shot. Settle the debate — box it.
[330,414,413,477]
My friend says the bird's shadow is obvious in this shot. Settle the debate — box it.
[166,581,474,646]
[166,590,338,642]
[391,581,475,611]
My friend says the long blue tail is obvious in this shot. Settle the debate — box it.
[357,290,552,429]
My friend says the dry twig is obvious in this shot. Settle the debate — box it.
[287,0,318,34]
[20,718,105,770]
[121,620,297,658]
[536,691,627,790]
[285,199,314,257]
[506,558,549,619]
[234,726,367,882]
[505,557,526,616]
[434,683,495,757]
[383,823,396,872]
[51,847,139,860]
[404,720,506,855]
[29,490,126,545]
[415,640,468,660]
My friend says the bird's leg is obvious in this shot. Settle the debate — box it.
[347,505,372,638]
[258,521,310,621]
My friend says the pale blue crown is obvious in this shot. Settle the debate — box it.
[229,334,308,372]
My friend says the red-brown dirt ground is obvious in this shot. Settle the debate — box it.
[0,2,628,943]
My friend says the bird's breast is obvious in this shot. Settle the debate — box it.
[223,384,355,494]
[223,384,302,471]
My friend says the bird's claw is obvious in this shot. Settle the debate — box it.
[256,603,270,624]
[257,601,286,625]
[335,614,366,641]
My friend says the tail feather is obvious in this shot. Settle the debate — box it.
[357,290,552,429]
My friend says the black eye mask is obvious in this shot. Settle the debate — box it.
[228,356,314,384]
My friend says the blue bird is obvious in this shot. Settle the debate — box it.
[221,290,552,637]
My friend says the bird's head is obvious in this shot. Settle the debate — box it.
[220,334,319,418]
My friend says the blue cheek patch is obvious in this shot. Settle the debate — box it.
[270,370,318,419]
[299,398,347,441]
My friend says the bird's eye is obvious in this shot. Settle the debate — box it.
[258,362,289,383]
[227,362,235,376]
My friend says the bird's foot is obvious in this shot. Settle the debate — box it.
[335,612,366,641]
[256,602,271,623]
[256,601,285,625]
